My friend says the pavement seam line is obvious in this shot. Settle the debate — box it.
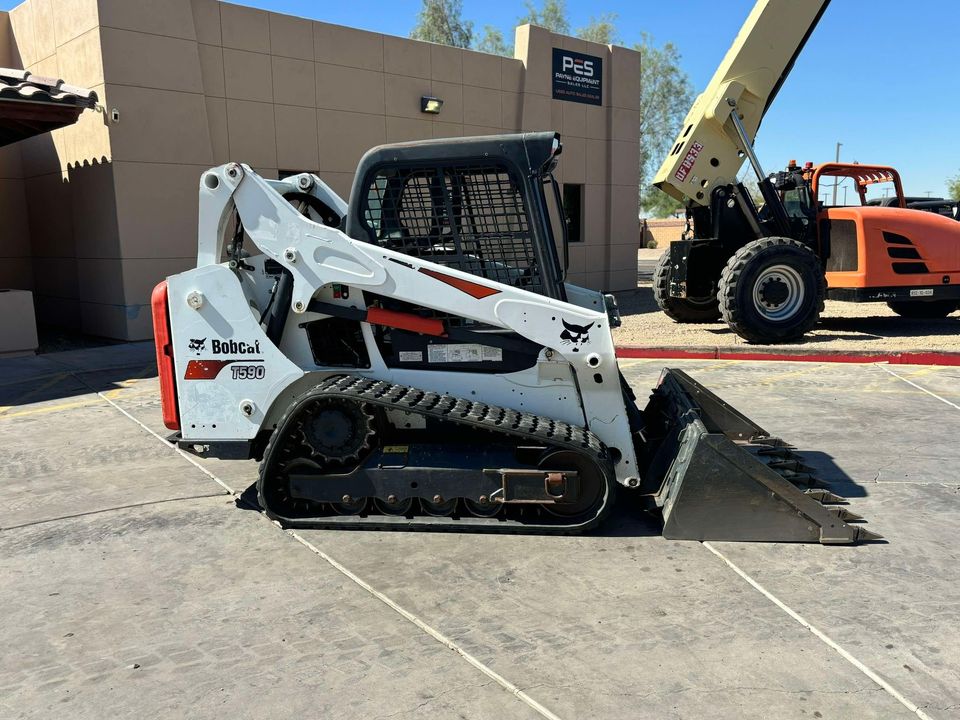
[286,530,566,720]
[877,365,960,411]
[1,492,228,531]
[81,373,563,719]
[88,386,237,496]
[702,541,936,720]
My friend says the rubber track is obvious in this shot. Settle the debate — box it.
[258,374,617,534]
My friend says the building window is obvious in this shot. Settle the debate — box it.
[563,183,583,243]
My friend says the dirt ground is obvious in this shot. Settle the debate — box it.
[617,249,960,352]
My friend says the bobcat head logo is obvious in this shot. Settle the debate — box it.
[560,320,594,352]
[189,338,206,354]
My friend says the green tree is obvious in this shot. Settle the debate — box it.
[576,13,619,44]
[517,0,569,34]
[410,0,473,48]
[948,173,960,201]
[642,189,685,219]
[741,176,764,206]
[475,25,512,56]
[636,33,695,218]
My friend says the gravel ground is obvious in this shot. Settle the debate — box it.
[615,249,960,352]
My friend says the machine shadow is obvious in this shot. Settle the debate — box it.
[0,363,157,407]
[234,469,874,539]
[613,288,662,318]
[794,449,868,498]
[818,315,960,337]
[237,483,262,512]
[235,481,667,539]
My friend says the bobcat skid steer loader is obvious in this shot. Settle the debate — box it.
[152,132,878,543]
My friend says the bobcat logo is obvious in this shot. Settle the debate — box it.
[560,320,594,352]
[189,338,206,354]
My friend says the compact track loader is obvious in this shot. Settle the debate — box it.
[153,132,878,543]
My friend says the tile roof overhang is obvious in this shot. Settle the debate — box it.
[0,67,99,147]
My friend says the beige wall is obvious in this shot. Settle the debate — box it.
[0,10,33,297]
[4,0,113,332]
[3,0,641,340]
[642,218,686,249]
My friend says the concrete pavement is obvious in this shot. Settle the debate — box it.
[1,346,957,719]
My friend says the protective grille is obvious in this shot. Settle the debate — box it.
[362,163,543,295]
[825,219,858,273]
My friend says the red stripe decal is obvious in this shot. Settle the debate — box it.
[184,359,239,380]
[418,268,500,299]
[366,307,446,337]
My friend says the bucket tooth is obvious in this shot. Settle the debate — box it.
[757,446,795,458]
[853,527,883,542]
[760,438,794,450]
[828,507,863,522]
[766,459,811,472]
[641,370,878,545]
[778,470,814,484]
[805,489,846,504]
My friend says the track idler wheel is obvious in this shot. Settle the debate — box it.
[537,449,610,519]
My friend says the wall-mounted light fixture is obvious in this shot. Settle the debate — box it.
[420,96,443,114]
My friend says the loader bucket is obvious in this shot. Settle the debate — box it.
[637,369,880,544]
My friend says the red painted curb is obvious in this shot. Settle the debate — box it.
[615,346,960,367]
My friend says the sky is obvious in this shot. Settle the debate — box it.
[4,0,957,198]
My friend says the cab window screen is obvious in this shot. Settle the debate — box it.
[362,163,543,294]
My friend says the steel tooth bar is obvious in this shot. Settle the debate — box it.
[759,438,795,450]
[756,446,795,457]
[804,489,846,504]
[767,459,803,470]
[828,507,864,522]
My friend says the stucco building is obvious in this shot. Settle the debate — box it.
[0,0,641,341]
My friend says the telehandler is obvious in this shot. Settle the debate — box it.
[652,0,960,343]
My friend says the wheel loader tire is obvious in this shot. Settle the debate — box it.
[653,249,721,323]
[886,300,959,319]
[718,237,825,344]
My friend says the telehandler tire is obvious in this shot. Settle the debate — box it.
[719,237,825,344]
[886,300,959,319]
[653,249,721,323]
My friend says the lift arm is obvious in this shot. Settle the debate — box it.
[652,0,831,207]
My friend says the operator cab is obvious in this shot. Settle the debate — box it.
[770,160,816,242]
[345,131,568,301]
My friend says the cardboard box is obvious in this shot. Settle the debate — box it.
[0,289,39,357]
